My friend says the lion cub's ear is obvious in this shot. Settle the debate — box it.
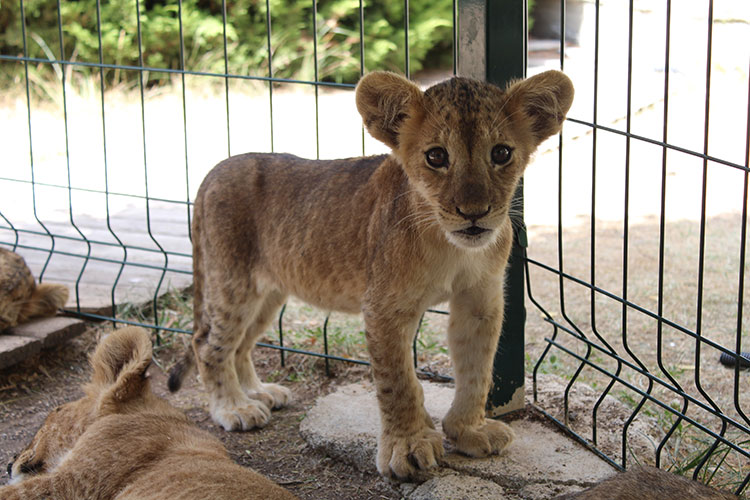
[88,326,153,407]
[356,71,424,150]
[504,70,574,145]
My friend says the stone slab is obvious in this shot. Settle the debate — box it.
[299,381,457,474]
[442,420,615,489]
[8,317,87,349]
[0,335,41,370]
[300,382,381,473]
[0,316,87,370]
[300,381,618,498]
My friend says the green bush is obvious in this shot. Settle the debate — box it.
[0,0,454,86]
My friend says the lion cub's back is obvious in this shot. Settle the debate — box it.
[119,453,298,500]
[141,421,298,499]
[554,465,738,500]
[192,152,387,311]
[94,411,298,500]
[195,152,384,223]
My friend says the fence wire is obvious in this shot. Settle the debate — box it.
[525,1,749,495]
[0,0,457,374]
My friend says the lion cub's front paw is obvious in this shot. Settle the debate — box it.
[211,397,271,431]
[377,428,444,480]
[446,418,514,458]
[245,383,292,410]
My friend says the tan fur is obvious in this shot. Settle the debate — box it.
[2,326,297,500]
[0,247,68,331]
[553,465,739,499]
[168,71,574,479]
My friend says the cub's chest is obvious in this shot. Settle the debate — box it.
[419,247,505,304]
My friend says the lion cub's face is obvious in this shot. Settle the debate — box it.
[356,71,574,249]
[8,398,92,484]
[403,79,527,249]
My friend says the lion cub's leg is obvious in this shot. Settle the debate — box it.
[235,289,292,410]
[194,283,275,431]
[364,308,443,479]
[442,281,515,457]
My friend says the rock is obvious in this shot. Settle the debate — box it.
[300,380,617,496]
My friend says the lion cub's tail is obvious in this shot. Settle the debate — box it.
[167,346,195,392]
[169,198,202,393]
[18,282,69,324]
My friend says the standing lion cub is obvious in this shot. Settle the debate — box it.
[169,70,574,479]
[3,326,297,500]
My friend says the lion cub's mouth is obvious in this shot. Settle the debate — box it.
[455,225,489,237]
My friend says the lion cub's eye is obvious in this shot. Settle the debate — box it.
[491,144,513,166]
[425,147,449,169]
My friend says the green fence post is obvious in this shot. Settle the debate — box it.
[459,0,527,415]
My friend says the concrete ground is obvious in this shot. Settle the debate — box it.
[300,381,618,500]
[0,317,86,370]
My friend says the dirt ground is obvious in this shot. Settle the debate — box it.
[523,215,750,495]
[0,325,403,499]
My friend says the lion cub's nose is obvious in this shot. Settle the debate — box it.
[456,206,491,223]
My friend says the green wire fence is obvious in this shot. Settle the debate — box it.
[1,0,748,495]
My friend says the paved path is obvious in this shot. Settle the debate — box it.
[0,204,192,370]
[1,202,193,316]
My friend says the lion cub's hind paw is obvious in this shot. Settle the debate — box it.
[246,383,292,410]
[452,419,515,458]
[377,428,444,480]
[212,398,271,431]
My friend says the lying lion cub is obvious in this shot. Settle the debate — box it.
[169,70,574,478]
[0,247,68,331]
[553,465,738,499]
[3,326,297,500]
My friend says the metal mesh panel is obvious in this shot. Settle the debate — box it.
[0,0,457,373]
[525,1,749,495]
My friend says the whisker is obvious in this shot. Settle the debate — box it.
[391,188,421,205]
[489,108,523,135]
[416,215,439,240]
[395,210,438,234]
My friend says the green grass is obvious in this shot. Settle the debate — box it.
[116,290,451,371]
[527,351,570,379]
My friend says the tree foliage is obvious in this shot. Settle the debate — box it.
[0,0,454,85]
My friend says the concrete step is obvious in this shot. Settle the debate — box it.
[300,381,617,499]
[0,316,87,370]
